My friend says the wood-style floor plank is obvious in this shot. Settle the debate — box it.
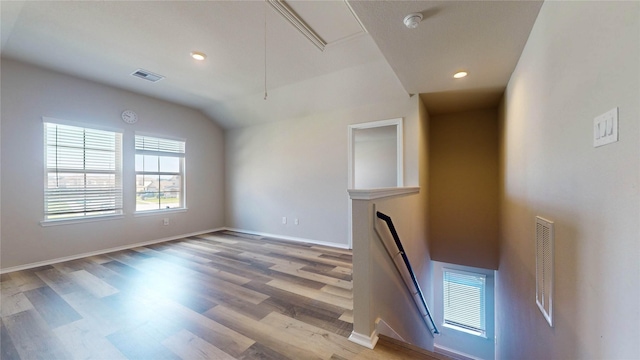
[106,318,181,360]
[34,267,83,296]
[269,263,353,290]
[23,286,82,329]
[7,270,47,292]
[68,269,119,298]
[205,305,326,360]
[237,342,293,360]
[53,318,127,360]
[267,279,353,310]
[3,309,71,359]
[0,230,447,360]
[0,290,34,318]
[162,329,236,360]
[0,318,21,360]
[259,311,363,359]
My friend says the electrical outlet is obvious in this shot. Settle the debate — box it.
[163,218,169,226]
[282,217,287,224]
[294,218,299,225]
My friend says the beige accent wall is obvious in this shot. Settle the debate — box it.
[0,59,225,270]
[428,110,499,270]
[498,2,639,358]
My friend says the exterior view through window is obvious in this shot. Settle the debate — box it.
[44,121,123,220]
[135,135,185,212]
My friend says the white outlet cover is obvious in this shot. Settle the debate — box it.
[593,107,618,147]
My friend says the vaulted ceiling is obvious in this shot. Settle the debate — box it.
[1,0,543,128]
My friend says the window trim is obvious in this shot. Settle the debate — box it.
[442,267,488,338]
[42,117,123,224]
[134,134,186,213]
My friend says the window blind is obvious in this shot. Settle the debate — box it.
[135,135,185,212]
[135,135,185,155]
[44,122,122,220]
[443,269,486,335]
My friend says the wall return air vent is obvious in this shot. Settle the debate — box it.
[131,69,165,82]
[535,216,554,327]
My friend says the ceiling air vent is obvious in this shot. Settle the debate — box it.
[131,69,165,82]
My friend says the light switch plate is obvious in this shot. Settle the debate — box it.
[593,107,618,147]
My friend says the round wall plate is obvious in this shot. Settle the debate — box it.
[121,110,138,124]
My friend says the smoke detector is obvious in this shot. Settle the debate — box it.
[403,13,423,29]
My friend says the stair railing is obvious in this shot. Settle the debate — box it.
[374,210,439,335]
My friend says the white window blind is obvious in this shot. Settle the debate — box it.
[135,135,185,212]
[135,135,185,154]
[44,122,122,220]
[443,269,486,336]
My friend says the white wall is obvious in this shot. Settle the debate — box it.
[0,59,225,270]
[354,126,398,189]
[498,2,639,359]
[350,96,433,350]
[225,95,420,247]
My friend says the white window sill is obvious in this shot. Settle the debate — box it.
[442,323,488,339]
[40,214,125,227]
[134,208,187,217]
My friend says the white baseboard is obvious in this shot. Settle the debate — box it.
[348,329,379,349]
[375,318,406,343]
[224,227,350,250]
[434,344,481,360]
[0,227,225,274]
[1,227,350,274]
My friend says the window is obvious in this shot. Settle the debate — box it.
[135,135,185,212]
[44,121,123,221]
[443,269,486,337]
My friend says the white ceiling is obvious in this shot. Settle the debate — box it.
[0,0,543,129]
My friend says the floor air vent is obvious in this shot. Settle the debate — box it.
[535,216,554,327]
[131,69,164,82]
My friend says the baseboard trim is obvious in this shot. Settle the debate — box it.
[434,344,481,360]
[375,318,406,343]
[379,335,448,360]
[224,227,350,250]
[0,227,225,274]
[348,329,379,349]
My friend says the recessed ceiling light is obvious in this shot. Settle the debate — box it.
[190,52,207,61]
[453,71,468,79]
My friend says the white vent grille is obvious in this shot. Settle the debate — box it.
[535,216,554,327]
[131,69,164,82]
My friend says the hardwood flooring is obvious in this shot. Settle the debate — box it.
[1,231,442,359]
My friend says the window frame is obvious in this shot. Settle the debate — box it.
[134,134,186,213]
[442,268,487,338]
[42,118,123,225]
